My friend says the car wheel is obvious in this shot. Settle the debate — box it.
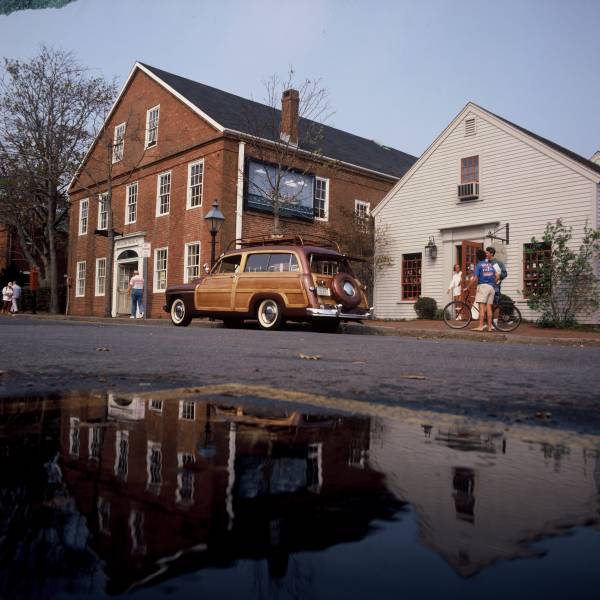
[170,298,192,327]
[256,299,283,331]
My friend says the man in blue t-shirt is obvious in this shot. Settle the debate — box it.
[472,249,500,331]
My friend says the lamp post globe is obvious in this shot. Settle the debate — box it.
[204,200,225,268]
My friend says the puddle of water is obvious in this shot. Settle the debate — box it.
[0,393,599,599]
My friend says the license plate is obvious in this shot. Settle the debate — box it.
[317,286,331,296]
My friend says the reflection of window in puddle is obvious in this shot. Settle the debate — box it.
[452,467,475,524]
[69,417,80,456]
[348,445,368,469]
[129,509,146,555]
[179,400,195,421]
[149,399,163,413]
[176,452,195,505]
[115,430,129,480]
[146,441,162,494]
[88,425,102,460]
[98,497,111,535]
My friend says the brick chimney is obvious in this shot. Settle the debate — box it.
[280,89,299,145]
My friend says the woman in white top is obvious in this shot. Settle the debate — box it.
[447,264,462,301]
[2,282,13,315]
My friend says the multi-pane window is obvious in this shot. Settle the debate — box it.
[76,261,86,297]
[156,172,171,216]
[461,156,479,183]
[145,105,160,148]
[154,248,168,291]
[179,400,195,421]
[523,242,551,296]
[129,510,145,554]
[126,182,138,224]
[149,399,163,413]
[79,198,89,235]
[401,253,422,300]
[176,452,195,505]
[355,200,370,220]
[184,242,201,283]
[314,177,329,220]
[98,193,108,230]
[146,442,162,493]
[112,122,126,163]
[95,257,106,296]
[115,430,129,480]
[97,497,111,534]
[88,426,101,460]
[187,160,204,208]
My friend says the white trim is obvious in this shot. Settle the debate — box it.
[155,170,171,217]
[235,142,245,246]
[144,105,160,149]
[112,122,126,163]
[184,241,201,283]
[178,400,196,421]
[111,235,145,317]
[125,181,138,225]
[373,102,600,217]
[314,176,329,221]
[95,257,107,296]
[75,260,86,297]
[78,198,89,235]
[186,159,204,209]
[153,246,168,293]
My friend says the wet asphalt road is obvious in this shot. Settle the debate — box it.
[1,317,600,432]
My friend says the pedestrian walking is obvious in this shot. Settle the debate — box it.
[2,282,13,315]
[447,264,463,301]
[10,281,21,314]
[128,270,144,319]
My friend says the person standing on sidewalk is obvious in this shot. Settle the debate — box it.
[472,249,499,332]
[2,282,13,315]
[128,270,144,319]
[10,281,21,314]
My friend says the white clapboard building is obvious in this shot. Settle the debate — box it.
[373,103,600,322]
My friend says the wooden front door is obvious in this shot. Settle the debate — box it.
[117,263,137,314]
[461,240,483,303]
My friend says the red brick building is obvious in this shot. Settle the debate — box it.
[68,63,415,317]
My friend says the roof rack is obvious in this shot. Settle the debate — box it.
[226,234,341,253]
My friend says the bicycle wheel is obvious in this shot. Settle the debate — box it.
[493,302,522,332]
[443,301,472,329]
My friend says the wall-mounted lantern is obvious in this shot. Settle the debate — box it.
[424,236,438,259]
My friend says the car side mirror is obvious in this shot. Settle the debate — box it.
[203,263,210,274]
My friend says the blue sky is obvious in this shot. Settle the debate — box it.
[1,0,599,158]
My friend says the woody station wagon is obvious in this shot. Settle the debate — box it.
[163,235,372,331]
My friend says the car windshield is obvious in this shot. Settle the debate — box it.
[309,254,351,276]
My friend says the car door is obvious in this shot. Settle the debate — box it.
[195,254,242,312]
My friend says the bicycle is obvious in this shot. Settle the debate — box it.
[442,295,522,332]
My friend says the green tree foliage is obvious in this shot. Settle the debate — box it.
[526,220,600,327]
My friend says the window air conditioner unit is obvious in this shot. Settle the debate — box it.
[457,182,479,200]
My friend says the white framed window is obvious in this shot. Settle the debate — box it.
[153,247,168,292]
[79,198,89,235]
[314,177,329,221]
[355,199,370,220]
[76,261,86,297]
[112,122,126,163]
[115,430,129,480]
[149,399,163,413]
[95,257,106,296]
[97,497,111,534]
[145,105,160,149]
[125,182,138,225]
[156,171,171,216]
[69,417,80,456]
[176,452,195,505]
[88,425,101,460]
[146,441,162,493]
[187,159,204,208]
[98,193,108,230]
[179,400,195,421]
[184,242,201,283]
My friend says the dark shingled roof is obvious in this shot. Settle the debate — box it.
[140,63,417,178]
[481,105,600,178]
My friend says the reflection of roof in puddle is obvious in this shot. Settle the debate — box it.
[434,430,503,453]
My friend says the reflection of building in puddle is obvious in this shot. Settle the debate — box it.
[56,396,401,593]
[370,420,600,577]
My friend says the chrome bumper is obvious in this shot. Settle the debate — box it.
[306,305,373,320]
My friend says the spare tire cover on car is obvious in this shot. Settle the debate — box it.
[330,273,361,309]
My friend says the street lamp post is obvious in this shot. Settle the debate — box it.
[204,199,225,268]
